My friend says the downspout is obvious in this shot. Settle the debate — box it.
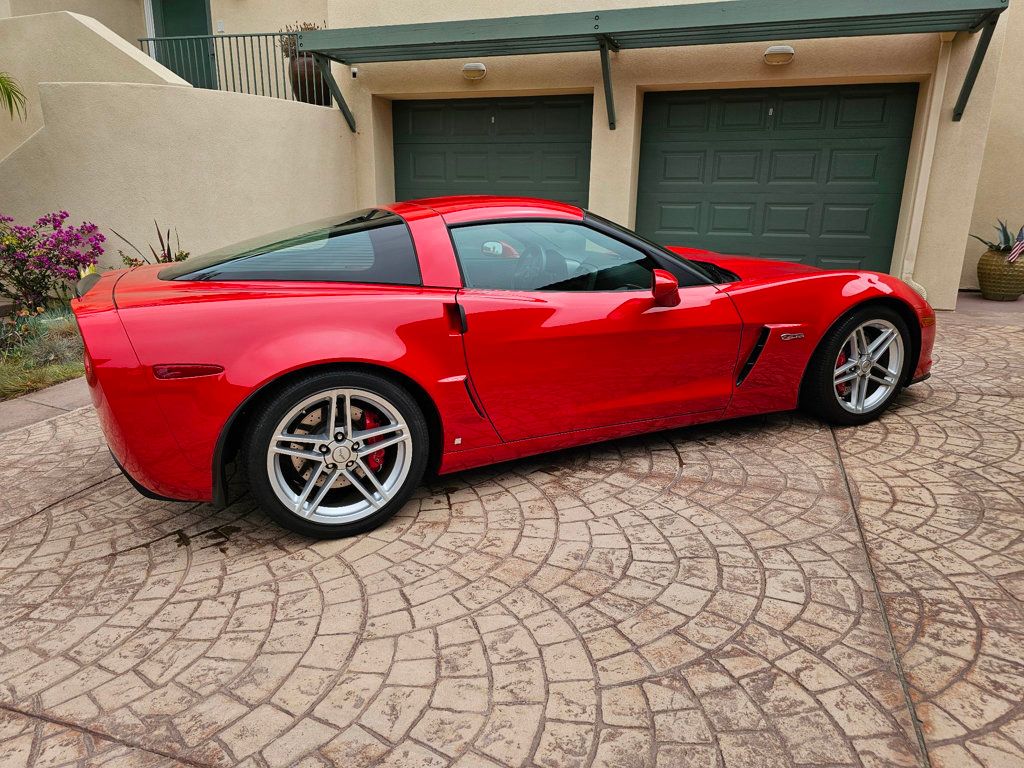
[899,32,954,298]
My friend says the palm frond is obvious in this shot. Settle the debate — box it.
[0,71,27,121]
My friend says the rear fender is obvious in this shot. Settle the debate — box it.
[116,287,501,500]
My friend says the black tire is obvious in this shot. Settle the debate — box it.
[243,370,429,538]
[801,305,911,427]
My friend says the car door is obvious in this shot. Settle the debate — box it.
[451,219,743,442]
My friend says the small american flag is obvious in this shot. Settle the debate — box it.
[1010,226,1024,264]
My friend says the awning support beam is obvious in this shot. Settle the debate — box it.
[314,53,357,132]
[599,37,616,130]
[953,13,998,122]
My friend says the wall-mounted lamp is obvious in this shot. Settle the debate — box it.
[763,45,795,65]
[462,62,487,80]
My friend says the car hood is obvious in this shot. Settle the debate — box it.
[666,246,822,281]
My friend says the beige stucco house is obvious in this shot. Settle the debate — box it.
[1,0,1021,310]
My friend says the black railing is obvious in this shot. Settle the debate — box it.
[139,33,334,106]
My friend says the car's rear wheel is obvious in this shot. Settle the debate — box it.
[243,371,428,538]
[802,305,911,426]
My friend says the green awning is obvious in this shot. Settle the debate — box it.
[298,0,1004,63]
[299,0,1007,131]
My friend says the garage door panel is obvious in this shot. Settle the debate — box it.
[763,203,815,236]
[643,139,909,190]
[451,105,492,137]
[452,152,489,182]
[637,85,917,272]
[396,104,446,139]
[637,189,906,271]
[713,150,762,183]
[666,99,712,133]
[405,149,445,182]
[493,150,535,181]
[768,149,819,183]
[718,94,772,132]
[776,91,830,130]
[820,203,873,239]
[494,103,534,136]
[662,151,706,183]
[394,96,592,205]
[542,100,593,136]
[708,203,757,234]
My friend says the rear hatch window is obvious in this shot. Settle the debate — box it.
[160,209,420,285]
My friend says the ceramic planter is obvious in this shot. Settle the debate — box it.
[288,54,331,107]
[977,249,1024,301]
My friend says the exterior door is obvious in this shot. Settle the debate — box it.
[151,0,216,89]
[636,84,918,272]
[450,219,742,442]
[392,96,593,206]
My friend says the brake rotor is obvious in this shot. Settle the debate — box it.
[288,405,364,489]
[287,404,385,490]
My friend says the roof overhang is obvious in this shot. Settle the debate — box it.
[299,0,1008,131]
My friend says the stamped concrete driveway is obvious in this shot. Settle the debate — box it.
[0,296,1020,768]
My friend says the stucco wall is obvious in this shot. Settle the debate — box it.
[210,0,327,35]
[2,0,144,41]
[911,23,1006,309]
[0,82,356,268]
[0,11,185,160]
[962,2,1024,291]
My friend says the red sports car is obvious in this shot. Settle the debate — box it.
[73,196,935,538]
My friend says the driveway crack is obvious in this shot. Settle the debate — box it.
[828,425,933,768]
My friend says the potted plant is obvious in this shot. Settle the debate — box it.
[970,220,1024,301]
[279,21,331,107]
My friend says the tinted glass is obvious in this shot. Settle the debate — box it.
[584,212,713,287]
[451,221,663,292]
[161,210,421,285]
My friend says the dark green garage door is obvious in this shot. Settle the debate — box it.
[393,96,593,206]
[636,84,918,271]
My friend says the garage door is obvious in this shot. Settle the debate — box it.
[393,96,593,206]
[635,84,918,271]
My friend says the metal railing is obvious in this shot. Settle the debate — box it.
[139,32,334,106]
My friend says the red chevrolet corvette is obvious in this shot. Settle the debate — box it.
[73,196,934,537]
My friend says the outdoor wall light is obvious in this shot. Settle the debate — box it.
[763,45,795,65]
[462,62,487,80]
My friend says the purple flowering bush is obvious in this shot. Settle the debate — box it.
[0,211,105,310]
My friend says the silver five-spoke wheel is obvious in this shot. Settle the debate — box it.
[266,387,414,525]
[833,319,904,414]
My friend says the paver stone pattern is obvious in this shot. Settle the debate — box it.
[0,305,1020,768]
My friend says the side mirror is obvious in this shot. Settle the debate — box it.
[482,240,519,259]
[652,268,680,306]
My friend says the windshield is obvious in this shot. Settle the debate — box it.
[584,211,718,284]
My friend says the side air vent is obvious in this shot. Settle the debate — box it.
[736,327,771,386]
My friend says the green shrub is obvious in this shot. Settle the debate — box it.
[0,308,84,400]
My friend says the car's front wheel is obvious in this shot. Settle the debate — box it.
[244,371,429,538]
[802,305,911,426]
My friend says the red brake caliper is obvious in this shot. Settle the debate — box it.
[836,351,849,395]
[362,410,386,472]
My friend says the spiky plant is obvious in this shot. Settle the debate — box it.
[0,72,26,121]
[970,219,1018,252]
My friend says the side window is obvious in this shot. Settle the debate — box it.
[451,221,659,291]
[164,210,421,285]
